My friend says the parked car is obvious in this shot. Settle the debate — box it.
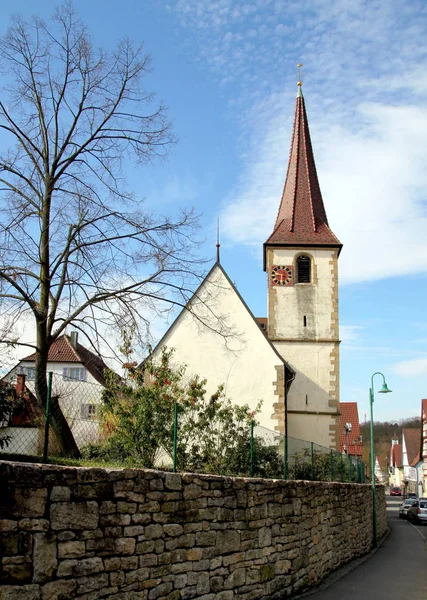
[407,500,427,525]
[406,492,417,499]
[399,498,418,519]
[390,487,402,496]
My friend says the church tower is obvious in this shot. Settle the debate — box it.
[264,81,342,449]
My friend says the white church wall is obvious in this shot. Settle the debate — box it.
[151,266,284,431]
[286,413,337,449]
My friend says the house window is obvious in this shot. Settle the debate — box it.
[63,367,87,381]
[297,255,311,283]
[81,403,97,420]
[19,367,36,380]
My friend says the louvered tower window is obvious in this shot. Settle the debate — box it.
[297,255,311,283]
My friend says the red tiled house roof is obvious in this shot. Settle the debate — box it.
[338,402,362,456]
[264,84,341,268]
[392,444,403,469]
[403,427,422,467]
[21,334,110,387]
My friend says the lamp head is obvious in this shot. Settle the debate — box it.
[378,382,392,393]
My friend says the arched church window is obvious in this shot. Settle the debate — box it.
[297,255,311,283]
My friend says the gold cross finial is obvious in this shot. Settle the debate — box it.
[297,63,303,87]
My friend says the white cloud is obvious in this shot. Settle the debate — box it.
[166,0,427,284]
[394,357,427,377]
[340,325,364,345]
[220,99,427,284]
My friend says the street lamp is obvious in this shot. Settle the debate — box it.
[370,372,392,548]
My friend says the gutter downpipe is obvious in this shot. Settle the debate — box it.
[284,367,296,479]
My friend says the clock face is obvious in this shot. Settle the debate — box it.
[271,265,293,286]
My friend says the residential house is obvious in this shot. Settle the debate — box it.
[402,428,422,497]
[389,442,403,488]
[422,399,427,497]
[338,402,362,457]
[374,455,388,484]
[0,374,42,455]
[2,332,110,451]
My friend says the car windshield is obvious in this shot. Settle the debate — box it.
[419,502,427,509]
[405,499,416,506]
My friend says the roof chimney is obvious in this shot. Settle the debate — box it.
[70,331,78,349]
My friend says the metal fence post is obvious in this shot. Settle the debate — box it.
[250,421,254,477]
[172,402,178,473]
[310,442,314,480]
[43,372,53,462]
[348,455,352,482]
[330,449,334,481]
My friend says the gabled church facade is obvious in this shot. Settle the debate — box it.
[150,82,341,449]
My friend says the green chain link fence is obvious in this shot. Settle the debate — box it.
[1,381,365,484]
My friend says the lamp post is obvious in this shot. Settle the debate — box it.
[369,372,392,548]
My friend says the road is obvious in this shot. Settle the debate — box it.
[298,495,427,600]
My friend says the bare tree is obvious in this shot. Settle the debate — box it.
[0,2,206,455]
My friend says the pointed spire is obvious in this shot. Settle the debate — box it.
[264,80,341,265]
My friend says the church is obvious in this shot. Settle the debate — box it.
[150,81,342,450]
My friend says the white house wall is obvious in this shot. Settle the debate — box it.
[151,265,284,431]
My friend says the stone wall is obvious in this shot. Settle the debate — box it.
[0,461,387,600]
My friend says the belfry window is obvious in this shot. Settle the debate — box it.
[297,255,311,283]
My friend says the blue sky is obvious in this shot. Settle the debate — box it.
[1,0,427,423]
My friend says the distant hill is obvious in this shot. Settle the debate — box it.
[359,417,421,468]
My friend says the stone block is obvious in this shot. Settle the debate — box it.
[163,524,183,537]
[33,532,58,583]
[50,502,99,530]
[18,519,49,532]
[123,525,144,537]
[164,473,182,491]
[58,531,75,541]
[104,557,121,571]
[100,514,130,527]
[0,584,40,599]
[224,567,246,589]
[76,572,109,594]
[41,579,77,599]
[11,488,47,518]
[120,556,138,570]
[50,487,70,502]
[144,524,163,540]
[0,556,32,584]
[115,537,136,555]
[0,520,17,532]
[196,531,216,546]
[117,502,137,514]
[216,530,240,553]
[183,484,202,500]
[58,540,86,558]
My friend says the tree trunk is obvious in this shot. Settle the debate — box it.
[35,327,81,459]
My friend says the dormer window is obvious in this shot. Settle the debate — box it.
[297,255,311,283]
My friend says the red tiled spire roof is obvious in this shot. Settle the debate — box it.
[264,84,342,263]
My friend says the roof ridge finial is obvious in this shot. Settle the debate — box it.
[296,63,303,97]
[216,218,221,263]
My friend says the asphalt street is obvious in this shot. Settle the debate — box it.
[297,495,427,600]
